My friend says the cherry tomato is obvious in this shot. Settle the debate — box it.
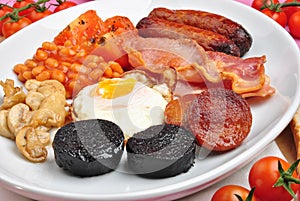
[248,156,299,201]
[0,5,13,36]
[53,0,77,13]
[251,0,280,10]
[282,0,300,20]
[2,17,32,38]
[262,8,288,27]
[26,8,52,22]
[12,0,35,17]
[211,185,257,201]
[288,11,300,38]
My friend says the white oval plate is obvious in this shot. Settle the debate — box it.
[0,0,300,200]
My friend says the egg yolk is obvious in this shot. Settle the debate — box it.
[96,78,137,99]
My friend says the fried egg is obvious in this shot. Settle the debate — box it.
[73,78,168,138]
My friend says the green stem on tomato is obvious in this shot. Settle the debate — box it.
[234,187,256,201]
[273,159,300,199]
[260,0,277,10]
[51,0,67,7]
[56,0,66,4]
[34,0,51,13]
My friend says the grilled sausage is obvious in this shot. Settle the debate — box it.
[136,17,241,57]
[148,7,253,57]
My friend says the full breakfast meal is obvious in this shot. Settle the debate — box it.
[0,7,278,178]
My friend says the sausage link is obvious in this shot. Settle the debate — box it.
[136,17,241,57]
[148,7,252,56]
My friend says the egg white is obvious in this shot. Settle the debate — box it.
[73,79,168,138]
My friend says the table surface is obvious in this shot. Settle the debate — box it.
[0,0,299,200]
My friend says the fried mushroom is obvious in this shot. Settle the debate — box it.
[25,91,45,111]
[7,103,33,136]
[0,110,14,140]
[25,79,66,97]
[15,127,47,163]
[0,79,26,110]
[31,93,67,128]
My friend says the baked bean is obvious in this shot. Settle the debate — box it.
[13,64,28,74]
[51,69,66,83]
[67,71,79,80]
[112,71,121,78]
[24,59,38,68]
[103,66,113,78]
[70,63,82,72]
[64,40,72,47]
[60,61,71,68]
[36,70,51,81]
[77,74,88,82]
[42,41,57,52]
[59,48,76,57]
[109,61,124,74]
[98,62,108,71]
[85,55,103,64]
[32,66,45,76]
[88,68,103,81]
[78,65,91,74]
[58,64,69,73]
[45,58,59,68]
[86,62,98,69]
[35,49,49,61]
[22,71,33,80]
[65,79,78,98]
[17,73,26,82]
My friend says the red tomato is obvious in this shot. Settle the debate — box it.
[282,0,300,20]
[26,9,52,22]
[262,8,288,27]
[211,185,257,201]
[288,11,300,38]
[2,17,32,38]
[12,0,35,17]
[0,5,13,36]
[248,156,299,201]
[251,0,280,10]
[53,1,77,13]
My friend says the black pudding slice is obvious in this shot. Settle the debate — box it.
[53,119,124,177]
[126,124,196,178]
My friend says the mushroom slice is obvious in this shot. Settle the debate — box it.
[25,79,66,97]
[31,108,64,128]
[24,79,40,92]
[0,110,14,140]
[38,80,66,97]
[7,103,33,136]
[35,129,51,146]
[15,127,47,163]
[0,79,26,110]
[25,91,45,111]
[31,93,67,128]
